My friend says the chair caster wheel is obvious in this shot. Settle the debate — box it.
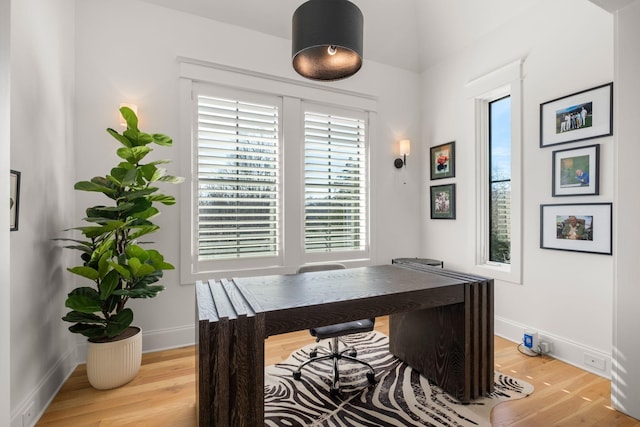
[330,387,340,396]
[310,351,318,358]
[293,371,302,380]
[366,372,376,384]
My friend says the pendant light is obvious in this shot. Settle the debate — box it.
[292,0,363,81]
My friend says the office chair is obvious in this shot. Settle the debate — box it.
[292,263,376,395]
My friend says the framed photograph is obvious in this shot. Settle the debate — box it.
[429,141,455,180]
[10,170,21,231]
[430,184,456,219]
[540,203,612,255]
[552,144,599,196]
[540,82,613,148]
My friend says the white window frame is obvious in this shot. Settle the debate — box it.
[178,58,377,284]
[467,60,523,284]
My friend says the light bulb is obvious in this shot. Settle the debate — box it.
[327,45,337,56]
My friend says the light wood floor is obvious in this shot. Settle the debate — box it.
[38,316,640,426]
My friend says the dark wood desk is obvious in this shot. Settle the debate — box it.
[196,263,493,426]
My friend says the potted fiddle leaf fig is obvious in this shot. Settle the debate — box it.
[57,106,183,389]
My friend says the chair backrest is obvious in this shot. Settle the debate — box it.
[296,263,346,274]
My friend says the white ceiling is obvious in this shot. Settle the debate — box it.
[138,0,542,72]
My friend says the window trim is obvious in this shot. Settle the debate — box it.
[467,59,523,284]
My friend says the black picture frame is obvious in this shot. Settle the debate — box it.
[552,144,599,197]
[540,82,613,148]
[10,170,21,231]
[540,202,612,255]
[429,141,455,180]
[430,183,456,219]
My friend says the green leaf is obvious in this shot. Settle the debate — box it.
[121,188,158,201]
[69,323,107,339]
[140,164,158,182]
[136,264,156,277]
[109,167,138,187]
[105,308,134,338]
[88,203,135,214]
[132,207,159,221]
[147,194,176,205]
[117,146,151,164]
[148,159,171,166]
[123,129,154,147]
[120,106,139,130]
[74,221,123,238]
[128,225,159,240]
[52,238,93,246]
[107,128,133,148]
[65,287,102,313]
[108,261,131,279]
[152,133,172,146]
[128,257,142,276]
[62,311,106,324]
[75,178,113,196]
[100,269,120,300]
[157,175,185,184]
[68,266,99,281]
[147,250,175,270]
[74,180,116,197]
[114,285,164,298]
[98,251,111,278]
[125,245,149,262]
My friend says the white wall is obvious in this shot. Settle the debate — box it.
[613,0,640,419]
[9,0,76,425]
[421,0,615,375]
[1,0,12,423]
[72,0,422,350]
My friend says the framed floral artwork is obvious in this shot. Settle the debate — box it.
[429,141,455,180]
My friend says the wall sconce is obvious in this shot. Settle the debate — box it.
[394,139,411,168]
[119,103,138,127]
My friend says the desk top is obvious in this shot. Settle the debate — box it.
[233,264,464,313]
[197,264,490,336]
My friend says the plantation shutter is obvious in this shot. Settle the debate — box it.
[196,94,280,260]
[304,111,367,253]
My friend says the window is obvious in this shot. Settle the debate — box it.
[196,93,280,261]
[179,62,376,282]
[468,59,522,284]
[489,96,511,264]
[303,111,367,253]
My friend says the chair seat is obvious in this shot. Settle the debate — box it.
[310,319,375,340]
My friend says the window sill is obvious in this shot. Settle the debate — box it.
[473,262,521,285]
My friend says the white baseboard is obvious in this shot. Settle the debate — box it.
[495,315,611,379]
[11,346,77,427]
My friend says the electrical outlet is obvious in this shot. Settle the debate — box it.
[22,401,35,427]
[539,340,552,354]
[584,353,606,371]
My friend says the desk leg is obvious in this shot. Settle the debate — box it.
[389,281,493,403]
[198,313,265,426]
[389,304,468,401]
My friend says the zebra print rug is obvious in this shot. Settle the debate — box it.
[264,331,533,426]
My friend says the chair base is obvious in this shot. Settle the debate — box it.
[293,336,376,395]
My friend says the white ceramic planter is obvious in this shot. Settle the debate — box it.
[86,326,142,390]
